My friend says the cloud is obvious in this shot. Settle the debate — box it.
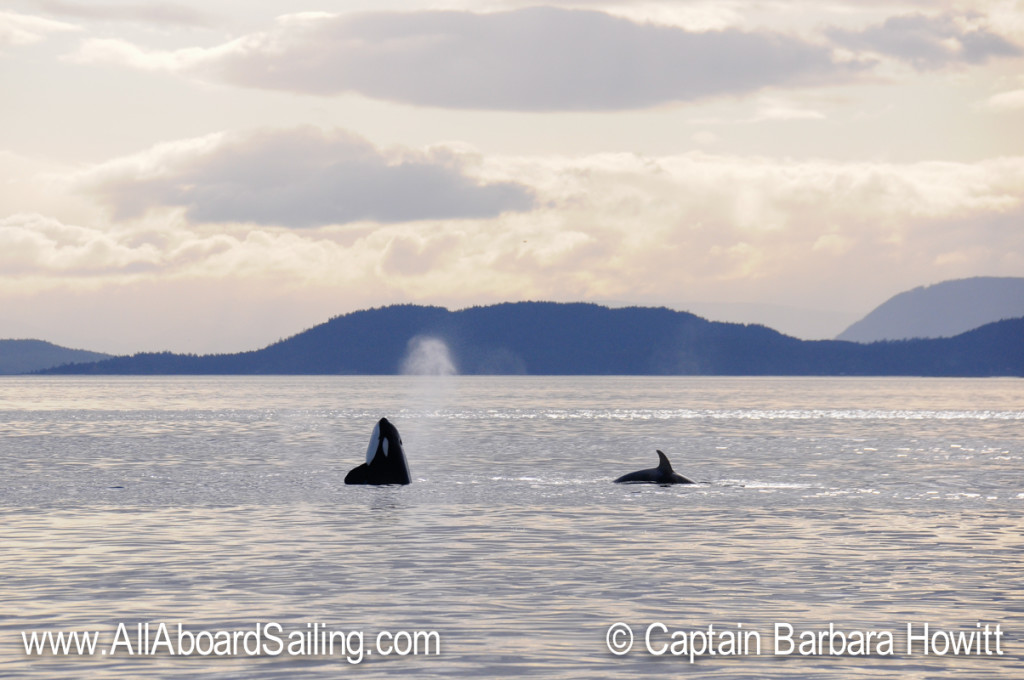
[747,96,826,121]
[73,7,854,111]
[0,213,160,275]
[0,11,77,48]
[7,151,1024,352]
[467,152,1024,310]
[80,127,535,227]
[33,1,212,27]
[981,88,1024,112]
[73,8,1023,113]
[828,13,1022,69]
[0,211,376,288]
[71,36,208,71]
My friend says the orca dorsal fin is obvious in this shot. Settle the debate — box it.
[656,450,673,472]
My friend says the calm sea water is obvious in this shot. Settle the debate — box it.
[1,376,1022,678]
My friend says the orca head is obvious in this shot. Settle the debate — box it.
[366,417,402,465]
[378,417,401,447]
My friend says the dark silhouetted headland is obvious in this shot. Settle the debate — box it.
[36,302,1024,376]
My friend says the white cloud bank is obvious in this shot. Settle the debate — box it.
[13,150,1024,292]
[4,140,1022,351]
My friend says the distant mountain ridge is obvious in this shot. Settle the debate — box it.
[0,339,111,375]
[838,277,1024,342]
[38,302,1024,376]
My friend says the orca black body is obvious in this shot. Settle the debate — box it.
[344,417,411,485]
[614,450,694,485]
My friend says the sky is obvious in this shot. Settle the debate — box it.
[2,0,1023,354]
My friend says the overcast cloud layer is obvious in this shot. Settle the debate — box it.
[72,7,1024,111]
[2,1,1023,352]
[77,7,858,110]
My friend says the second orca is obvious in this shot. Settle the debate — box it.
[615,450,694,485]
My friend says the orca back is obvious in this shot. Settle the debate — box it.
[615,450,694,485]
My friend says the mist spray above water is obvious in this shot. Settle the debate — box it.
[399,336,457,476]
[401,336,458,376]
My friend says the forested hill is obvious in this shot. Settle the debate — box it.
[0,339,110,375]
[39,302,1024,376]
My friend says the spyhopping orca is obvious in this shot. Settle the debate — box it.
[344,417,411,485]
[615,450,694,485]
